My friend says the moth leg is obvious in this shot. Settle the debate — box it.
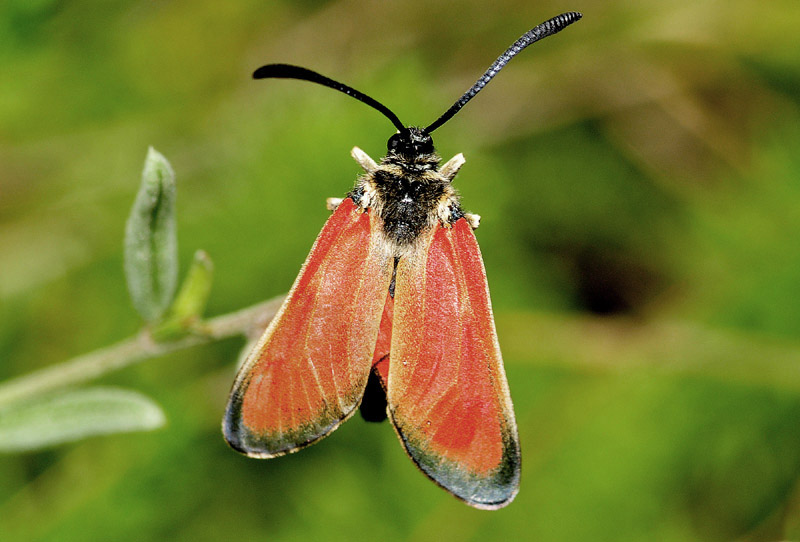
[464,212,481,229]
[351,146,378,174]
[326,197,343,211]
[439,153,465,182]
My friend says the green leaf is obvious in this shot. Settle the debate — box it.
[171,249,214,320]
[151,249,214,341]
[124,147,178,322]
[0,387,166,453]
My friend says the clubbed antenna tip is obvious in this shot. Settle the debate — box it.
[424,12,582,134]
[252,12,582,137]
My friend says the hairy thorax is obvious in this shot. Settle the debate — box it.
[350,151,464,258]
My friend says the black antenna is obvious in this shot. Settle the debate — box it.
[253,64,406,132]
[424,11,582,134]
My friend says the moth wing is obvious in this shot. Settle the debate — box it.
[388,218,520,509]
[223,198,393,457]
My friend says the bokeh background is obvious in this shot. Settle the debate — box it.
[3,0,800,540]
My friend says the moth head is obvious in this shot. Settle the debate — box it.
[387,127,434,158]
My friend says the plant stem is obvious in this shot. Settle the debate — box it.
[0,296,284,409]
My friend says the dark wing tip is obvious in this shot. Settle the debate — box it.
[222,387,363,459]
[411,443,520,509]
[393,423,521,509]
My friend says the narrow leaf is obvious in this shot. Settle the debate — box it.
[171,249,214,320]
[0,387,166,453]
[151,250,214,341]
[124,147,178,322]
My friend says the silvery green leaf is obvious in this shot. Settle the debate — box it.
[124,147,178,322]
[0,387,166,452]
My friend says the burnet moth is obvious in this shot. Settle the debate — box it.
[223,12,582,509]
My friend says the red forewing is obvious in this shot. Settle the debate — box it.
[388,218,520,509]
[223,198,393,457]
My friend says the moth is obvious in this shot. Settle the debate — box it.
[223,12,581,510]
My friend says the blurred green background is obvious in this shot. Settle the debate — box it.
[3,0,800,540]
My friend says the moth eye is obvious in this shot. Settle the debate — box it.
[387,133,403,153]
